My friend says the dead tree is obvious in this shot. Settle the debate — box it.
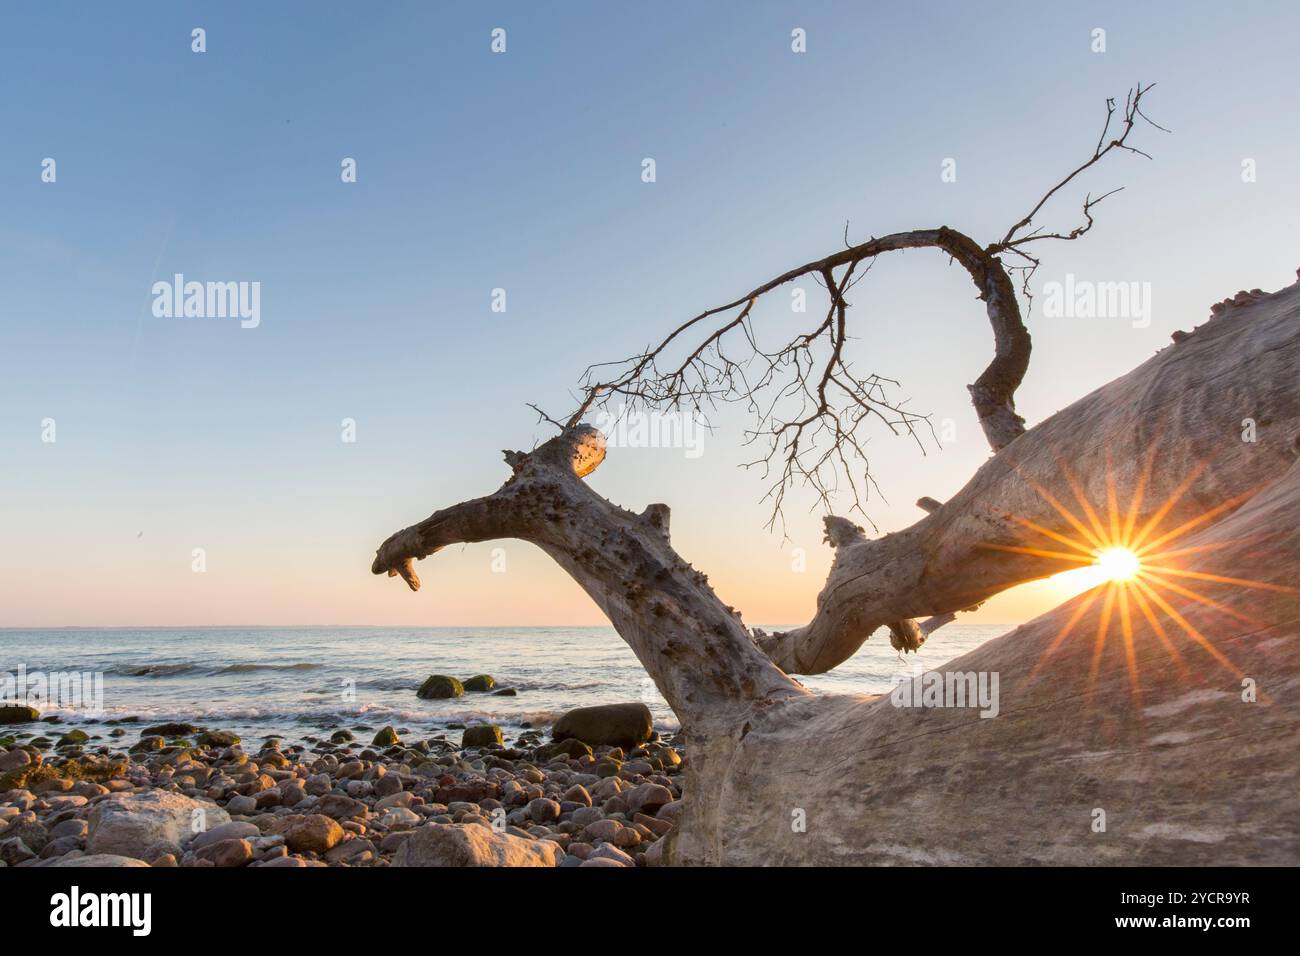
[372,88,1300,864]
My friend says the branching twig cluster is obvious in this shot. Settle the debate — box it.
[550,85,1165,530]
[990,83,1168,310]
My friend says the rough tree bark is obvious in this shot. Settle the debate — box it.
[374,277,1300,864]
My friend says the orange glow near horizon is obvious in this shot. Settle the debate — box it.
[981,456,1299,703]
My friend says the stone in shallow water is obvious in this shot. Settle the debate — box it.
[462,674,496,692]
[140,722,201,737]
[195,730,240,748]
[0,705,40,724]
[416,675,464,700]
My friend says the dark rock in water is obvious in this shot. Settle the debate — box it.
[330,729,355,744]
[461,724,503,748]
[492,687,518,697]
[0,704,40,724]
[108,728,126,738]
[57,729,90,747]
[372,726,401,746]
[462,674,496,692]
[417,675,464,699]
[195,730,240,748]
[130,735,165,753]
[141,722,201,737]
[552,703,653,748]
[42,715,63,724]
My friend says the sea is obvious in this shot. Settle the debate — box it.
[0,625,1007,743]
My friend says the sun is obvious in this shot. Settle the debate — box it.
[1094,546,1141,582]
[980,452,1300,704]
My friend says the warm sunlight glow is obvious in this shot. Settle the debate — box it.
[1094,547,1140,582]
[980,451,1300,704]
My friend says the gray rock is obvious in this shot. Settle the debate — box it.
[225,794,257,815]
[88,791,230,858]
[571,806,604,828]
[563,784,593,807]
[527,798,561,824]
[48,818,89,841]
[588,843,636,865]
[190,820,260,850]
[0,748,32,771]
[0,836,36,864]
[626,782,673,816]
[393,823,563,867]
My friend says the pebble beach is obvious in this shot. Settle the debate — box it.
[0,702,684,868]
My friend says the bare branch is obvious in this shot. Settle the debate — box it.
[564,87,1162,528]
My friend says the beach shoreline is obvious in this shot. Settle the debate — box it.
[0,710,684,868]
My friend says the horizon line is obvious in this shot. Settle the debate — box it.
[0,622,1015,631]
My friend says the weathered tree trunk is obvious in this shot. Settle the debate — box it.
[373,277,1300,864]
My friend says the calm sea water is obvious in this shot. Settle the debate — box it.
[0,625,1006,743]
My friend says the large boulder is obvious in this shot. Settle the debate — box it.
[0,704,40,724]
[417,675,463,699]
[393,823,562,867]
[462,674,496,692]
[87,791,230,858]
[552,703,653,748]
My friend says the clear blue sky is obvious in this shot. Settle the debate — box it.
[2,1,1297,626]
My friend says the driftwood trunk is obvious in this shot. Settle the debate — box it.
[373,277,1300,864]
